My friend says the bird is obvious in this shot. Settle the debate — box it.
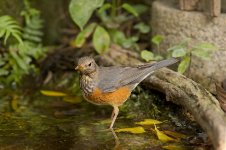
[75,56,178,129]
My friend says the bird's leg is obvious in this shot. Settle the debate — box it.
[109,106,119,129]
[111,109,115,120]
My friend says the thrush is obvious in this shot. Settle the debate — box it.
[75,56,177,129]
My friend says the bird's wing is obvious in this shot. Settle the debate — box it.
[97,58,178,92]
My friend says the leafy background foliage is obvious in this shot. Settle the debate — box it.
[0,15,23,45]
[0,0,47,86]
[69,0,149,54]
[68,0,217,74]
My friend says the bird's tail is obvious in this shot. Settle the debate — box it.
[138,57,178,71]
[151,57,178,71]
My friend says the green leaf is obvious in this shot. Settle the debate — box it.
[154,55,164,61]
[122,3,139,17]
[71,32,86,48]
[9,50,29,72]
[69,0,104,30]
[97,3,112,14]
[178,56,190,74]
[0,30,5,37]
[0,59,5,66]
[192,43,217,60]
[191,49,211,60]
[0,15,23,45]
[0,69,9,76]
[132,4,148,15]
[151,35,164,46]
[172,47,187,57]
[193,43,217,51]
[92,25,110,54]
[122,36,138,49]
[71,23,97,48]
[109,29,126,45]
[134,22,150,34]
[4,30,10,45]
[141,50,154,62]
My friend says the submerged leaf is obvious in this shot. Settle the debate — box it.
[163,130,187,139]
[153,125,178,142]
[63,96,82,104]
[40,90,67,97]
[115,126,145,134]
[11,95,20,112]
[93,119,112,125]
[136,119,162,125]
[162,144,188,150]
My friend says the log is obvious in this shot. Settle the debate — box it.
[144,69,226,150]
[99,45,226,150]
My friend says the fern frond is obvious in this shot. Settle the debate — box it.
[0,15,23,45]
[22,14,44,43]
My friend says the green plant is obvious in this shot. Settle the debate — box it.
[168,39,218,74]
[69,0,149,54]
[0,0,47,86]
[140,35,164,62]
[141,36,217,74]
[0,15,23,45]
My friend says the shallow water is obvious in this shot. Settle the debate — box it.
[0,78,209,150]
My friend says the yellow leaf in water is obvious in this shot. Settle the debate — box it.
[135,119,162,125]
[40,90,67,97]
[162,144,187,150]
[11,95,20,112]
[163,130,187,139]
[153,125,178,142]
[115,127,145,134]
[63,96,82,104]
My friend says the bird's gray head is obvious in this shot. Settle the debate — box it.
[75,56,98,74]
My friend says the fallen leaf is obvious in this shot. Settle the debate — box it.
[40,90,67,97]
[115,126,145,134]
[11,95,20,112]
[63,96,82,104]
[163,130,187,139]
[135,119,162,125]
[162,144,188,150]
[153,125,178,142]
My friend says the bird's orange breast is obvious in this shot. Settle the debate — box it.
[85,86,131,106]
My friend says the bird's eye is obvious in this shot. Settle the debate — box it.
[88,62,92,67]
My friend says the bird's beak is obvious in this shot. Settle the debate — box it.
[75,66,79,70]
[75,65,84,71]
